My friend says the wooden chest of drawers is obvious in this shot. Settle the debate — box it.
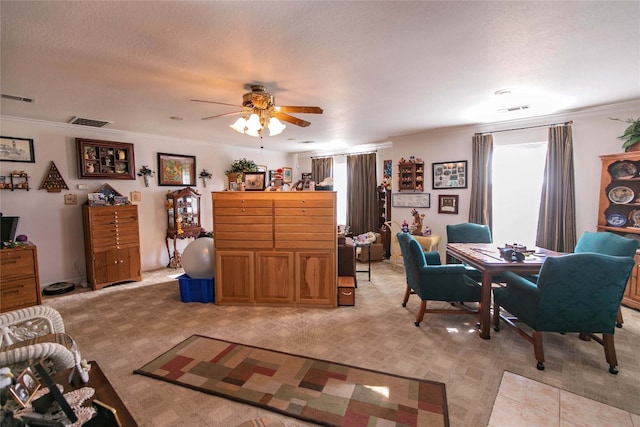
[0,244,41,311]
[82,205,142,290]
[212,192,337,308]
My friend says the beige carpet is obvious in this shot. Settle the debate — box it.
[42,261,640,427]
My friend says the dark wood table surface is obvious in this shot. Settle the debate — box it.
[446,243,560,339]
[52,361,138,426]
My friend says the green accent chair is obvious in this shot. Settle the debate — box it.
[445,222,493,280]
[397,232,481,326]
[575,231,638,328]
[492,253,635,374]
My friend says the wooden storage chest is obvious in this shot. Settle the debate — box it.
[0,244,41,311]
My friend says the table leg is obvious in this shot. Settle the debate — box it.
[367,245,371,281]
[479,270,493,339]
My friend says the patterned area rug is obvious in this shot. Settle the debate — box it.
[134,335,449,427]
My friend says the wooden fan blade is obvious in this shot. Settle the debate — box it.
[191,99,243,108]
[274,112,311,127]
[276,106,323,114]
[201,111,243,120]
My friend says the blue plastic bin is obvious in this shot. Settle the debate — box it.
[178,274,214,303]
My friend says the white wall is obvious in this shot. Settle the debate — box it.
[0,117,293,286]
[390,101,640,258]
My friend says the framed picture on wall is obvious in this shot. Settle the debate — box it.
[0,136,35,163]
[432,160,467,189]
[157,152,196,186]
[438,194,459,214]
[283,167,292,183]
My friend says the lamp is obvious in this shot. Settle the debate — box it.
[229,111,286,137]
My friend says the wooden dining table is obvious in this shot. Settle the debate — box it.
[446,243,561,339]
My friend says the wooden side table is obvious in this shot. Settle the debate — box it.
[414,235,441,253]
[52,361,138,426]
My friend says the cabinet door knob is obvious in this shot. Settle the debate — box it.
[242,208,246,212]
[302,209,306,213]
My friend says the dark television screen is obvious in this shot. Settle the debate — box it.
[0,216,19,243]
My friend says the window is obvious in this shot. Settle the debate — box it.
[492,141,547,247]
[333,156,347,225]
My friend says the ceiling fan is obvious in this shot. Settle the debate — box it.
[191,85,323,137]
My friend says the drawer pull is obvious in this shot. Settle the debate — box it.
[3,289,21,295]
[242,208,246,212]
[340,291,353,296]
[302,209,306,213]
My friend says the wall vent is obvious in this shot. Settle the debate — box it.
[1,93,35,103]
[68,116,113,127]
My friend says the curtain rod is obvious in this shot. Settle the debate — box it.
[474,120,573,136]
[311,150,377,159]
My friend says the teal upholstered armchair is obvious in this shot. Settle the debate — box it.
[397,232,481,326]
[445,222,493,279]
[492,253,635,374]
[575,231,638,328]
[446,222,492,245]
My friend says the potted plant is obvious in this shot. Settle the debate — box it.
[611,117,640,152]
[225,158,258,188]
[137,165,155,187]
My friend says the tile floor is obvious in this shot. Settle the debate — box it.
[489,371,640,427]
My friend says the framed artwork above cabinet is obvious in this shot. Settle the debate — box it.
[76,138,136,179]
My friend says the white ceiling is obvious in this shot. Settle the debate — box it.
[1,1,639,154]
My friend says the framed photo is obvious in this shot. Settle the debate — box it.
[256,165,267,172]
[9,367,41,408]
[0,136,35,163]
[392,193,430,208]
[269,170,276,182]
[383,159,392,178]
[283,167,292,183]
[438,194,459,214]
[244,172,266,190]
[302,172,312,180]
[64,193,78,205]
[130,191,141,202]
[157,152,196,186]
[432,160,467,189]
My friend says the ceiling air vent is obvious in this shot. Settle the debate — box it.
[1,93,35,103]
[68,116,113,127]
[497,104,530,113]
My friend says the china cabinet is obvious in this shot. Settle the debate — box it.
[597,152,640,309]
[165,187,203,267]
[397,160,424,192]
[0,244,41,311]
[212,192,337,308]
[76,138,135,179]
[82,205,141,290]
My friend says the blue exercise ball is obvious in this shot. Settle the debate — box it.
[182,237,214,279]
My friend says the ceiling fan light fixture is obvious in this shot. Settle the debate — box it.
[230,117,247,133]
[245,127,261,137]
[246,113,262,132]
[268,117,286,136]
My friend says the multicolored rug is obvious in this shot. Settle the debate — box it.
[134,335,449,426]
